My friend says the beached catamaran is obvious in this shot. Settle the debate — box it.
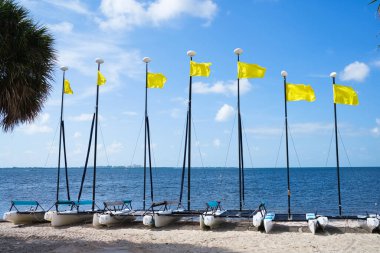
[46,59,105,227]
[200,48,268,229]
[3,66,74,225]
[262,71,328,234]
[96,57,166,227]
[329,72,379,232]
[141,57,188,228]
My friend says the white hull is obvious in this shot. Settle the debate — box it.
[143,210,180,228]
[308,219,317,234]
[47,211,93,227]
[93,213,102,227]
[366,217,380,233]
[95,211,136,227]
[3,211,45,225]
[264,213,275,233]
[317,216,328,230]
[154,212,180,228]
[201,210,226,229]
[252,210,266,228]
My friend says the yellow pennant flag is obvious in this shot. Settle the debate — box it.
[237,62,266,79]
[286,84,316,102]
[333,84,359,106]
[64,79,73,94]
[97,71,106,86]
[190,61,211,77]
[147,72,167,88]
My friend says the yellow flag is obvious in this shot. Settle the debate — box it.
[333,84,359,106]
[97,71,106,86]
[237,62,266,79]
[286,84,316,102]
[190,61,211,77]
[148,73,167,88]
[64,79,73,94]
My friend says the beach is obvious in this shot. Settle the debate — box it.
[0,220,379,253]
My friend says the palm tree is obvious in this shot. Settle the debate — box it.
[0,0,55,132]
[369,0,380,14]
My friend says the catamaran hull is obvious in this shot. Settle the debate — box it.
[48,211,93,227]
[153,213,180,228]
[3,211,45,225]
[252,211,266,228]
[202,215,225,229]
[264,219,274,233]
[308,219,317,234]
[365,217,380,233]
[317,216,328,231]
[96,213,136,227]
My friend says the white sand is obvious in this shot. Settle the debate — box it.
[0,220,379,253]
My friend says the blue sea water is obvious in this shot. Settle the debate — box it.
[0,167,379,216]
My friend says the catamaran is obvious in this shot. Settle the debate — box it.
[93,200,136,227]
[3,201,45,225]
[47,59,105,227]
[200,201,226,229]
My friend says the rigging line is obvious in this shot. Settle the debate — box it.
[44,122,60,167]
[325,127,335,167]
[129,117,144,167]
[288,126,302,168]
[274,121,285,168]
[99,122,110,167]
[338,128,352,168]
[176,117,187,168]
[224,111,237,168]
[241,120,254,169]
[191,117,204,168]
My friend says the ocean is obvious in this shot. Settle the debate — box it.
[0,167,379,216]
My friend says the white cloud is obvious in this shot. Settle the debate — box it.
[193,79,251,96]
[18,113,53,135]
[43,0,92,16]
[213,138,221,148]
[69,113,104,122]
[246,122,333,136]
[340,61,370,82]
[48,22,74,34]
[170,108,181,118]
[215,104,235,122]
[107,141,123,154]
[73,132,82,138]
[371,118,380,137]
[123,111,138,116]
[98,0,218,30]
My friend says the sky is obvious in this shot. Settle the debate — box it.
[2,0,380,168]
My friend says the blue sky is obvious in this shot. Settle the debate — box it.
[2,0,380,168]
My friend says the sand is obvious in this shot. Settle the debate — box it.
[0,220,379,253]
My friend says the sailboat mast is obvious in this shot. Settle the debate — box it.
[331,72,342,216]
[187,50,195,210]
[56,66,67,204]
[187,63,192,211]
[56,66,71,205]
[142,57,154,210]
[281,71,291,219]
[234,48,245,211]
[93,58,104,211]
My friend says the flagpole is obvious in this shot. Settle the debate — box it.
[142,57,154,209]
[330,71,342,216]
[187,50,195,211]
[281,70,291,219]
[234,48,245,211]
[56,66,68,206]
[93,58,104,211]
